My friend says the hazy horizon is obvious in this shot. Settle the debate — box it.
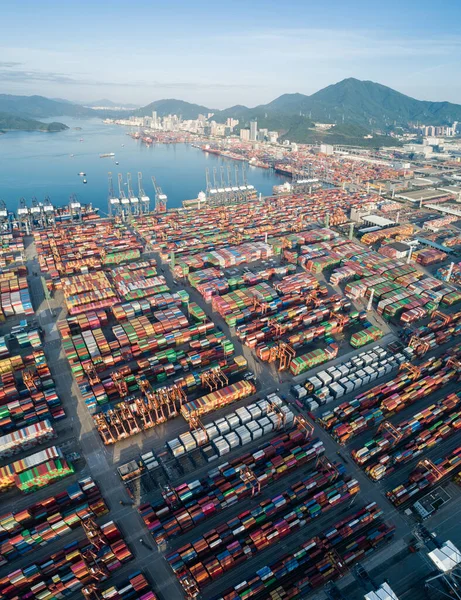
[1,0,461,109]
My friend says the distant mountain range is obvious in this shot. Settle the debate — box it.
[1,79,461,142]
[84,99,140,109]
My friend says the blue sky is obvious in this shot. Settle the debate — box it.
[1,0,461,108]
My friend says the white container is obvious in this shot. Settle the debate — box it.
[214,436,230,455]
[226,414,240,430]
[225,431,240,448]
[308,376,323,391]
[205,424,219,441]
[317,371,332,386]
[236,407,251,425]
[247,404,262,420]
[179,432,196,451]
[235,425,251,444]
[216,418,230,435]
[258,416,273,435]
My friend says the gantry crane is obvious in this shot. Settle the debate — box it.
[181,575,200,599]
[200,367,228,392]
[151,176,167,213]
[138,172,150,214]
[112,370,128,398]
[317,456,341,481]
[267,341,296,370]
[253,296,269,315]
[295,414,314,439]
[79,519,110,598]
[68,193,82,222]
[82,583,100,600]
[267,317,286,338]
[0,200,10,233]
[377,421,403,446]
[430,310,450,327]
[136,376,167,424]
[268,400,288,429]
[399,362,422,379]
[447,357,461,380]
[416,458,446,482]
[127,172,140,215]
[23,369,38,393]
[93,413,115,445]
[108,171,121,216]
[408,335,431,357]
[17,198,31,234]
[162,483,181,509]
[117,173,130,219]
[240,465,260,496]
[84,362,101,386]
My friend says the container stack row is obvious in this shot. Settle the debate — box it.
[213,503,395,600]
[0,477,108,564]
[139,430,324,545]
[0,520,133,599]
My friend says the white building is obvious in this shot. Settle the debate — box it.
[250,120,258,141]
[240,129,250,141]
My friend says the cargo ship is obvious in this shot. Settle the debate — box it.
[274,164,294,177]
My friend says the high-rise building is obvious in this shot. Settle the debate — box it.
[226,117,239,129]
[240,129,250,141]
[250,120,258,141]
[269,131,279,143]
[152,111,157,128]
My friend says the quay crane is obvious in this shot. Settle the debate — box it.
[151,176,167,213]
[17,198,31,234]
[68,193,83,222]
[138,172,150,214]
[108,171,121,216]
[127,173,140,215]
[118,173,130,219]
[0,201,10,233]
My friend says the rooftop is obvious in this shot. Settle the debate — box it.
[361,214,396,227]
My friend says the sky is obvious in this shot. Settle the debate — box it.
[1,0,461,108]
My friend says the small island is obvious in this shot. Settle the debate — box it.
[0,112,68,134]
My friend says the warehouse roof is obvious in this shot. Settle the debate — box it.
[365,583,399,600]
[386,241,410,252]
[438,185,461,194]
[396,188,451,202]
[362,214,395,227]
[428,541,461,573]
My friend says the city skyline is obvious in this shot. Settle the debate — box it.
[1,0,461,108]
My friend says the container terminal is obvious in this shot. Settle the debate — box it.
[1,161,461,600]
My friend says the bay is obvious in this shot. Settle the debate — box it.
[0,117,288,213]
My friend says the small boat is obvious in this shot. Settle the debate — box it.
[100,153,115,158]
[80,138,84,142]
[70,154,74,157]
[83,179,87,184]
[122,144,125,147]
[78,172,86,176]
[115,161,119,165]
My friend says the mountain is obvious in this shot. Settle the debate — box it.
[134,99,212,119]
[0,112,68,133]
[0,94,96,119]
[228,79,461,130]
[4,80,461,145]
[84,99,140,109]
